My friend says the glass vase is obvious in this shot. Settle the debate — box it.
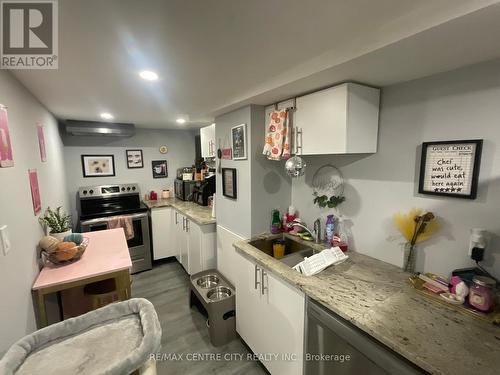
[403,243,417,274]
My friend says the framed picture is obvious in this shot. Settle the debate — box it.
[126,149,143,168]
[81,155,115,177]
[231,124,247,160]
[29,169,41,215]
[0,104,14,168]
[418,139,483,199]
[37,123,47,162]
[222,168,237,199]
[152,160,168,178]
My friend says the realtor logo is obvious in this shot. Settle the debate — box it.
[1,0,58,69]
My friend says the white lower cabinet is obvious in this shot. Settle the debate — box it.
[151,207,175,260]
[216,225,244,285]
[234,251,305,375]
[171,209,215,275]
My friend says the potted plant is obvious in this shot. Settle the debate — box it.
[39,207,72,240]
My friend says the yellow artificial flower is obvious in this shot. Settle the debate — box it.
[394,208,439,244]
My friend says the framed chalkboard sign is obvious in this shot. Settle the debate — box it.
[418,139,483,199]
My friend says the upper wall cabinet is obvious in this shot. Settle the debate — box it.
[294,83,380,155]
[200,123,216,158]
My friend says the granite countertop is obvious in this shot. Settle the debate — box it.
[234,233,500,375]
[143,198,216,225]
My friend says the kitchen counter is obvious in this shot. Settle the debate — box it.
[234,233,500,375]
[143,198,216,225]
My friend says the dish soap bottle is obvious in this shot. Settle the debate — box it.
[325,214,335,244]
[271,209,282,234]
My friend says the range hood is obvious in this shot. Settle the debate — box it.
[65,120,135,137]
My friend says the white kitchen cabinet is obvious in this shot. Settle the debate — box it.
[185,218,216,275]
[172,210,182,263]
[234,250,264,354]
[216,225,244,286]
[200,123,216,158]
[172,209,216,274]
[234,251,305,375]
[179,215,189,271]
[295,83,380,155]
[151,207,175,260]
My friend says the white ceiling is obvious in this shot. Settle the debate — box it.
[11,0,500,129]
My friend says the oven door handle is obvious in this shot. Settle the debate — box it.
[80,212,147,226]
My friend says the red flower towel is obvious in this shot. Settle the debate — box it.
[262,110,291,160]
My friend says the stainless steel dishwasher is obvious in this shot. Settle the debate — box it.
[305,298,426,375]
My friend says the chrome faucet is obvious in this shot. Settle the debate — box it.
[287,218,322,244]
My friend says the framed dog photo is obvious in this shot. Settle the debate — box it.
[152,160,168,178]
[126,149,143,168]
[81,155,115,177]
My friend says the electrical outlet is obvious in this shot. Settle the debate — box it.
[0,225,11,256]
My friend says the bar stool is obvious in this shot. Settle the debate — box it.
[84,278,129,310]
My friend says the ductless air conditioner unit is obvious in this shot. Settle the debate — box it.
[65,120,135,137]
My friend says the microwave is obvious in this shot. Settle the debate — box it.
[174,179,196,201]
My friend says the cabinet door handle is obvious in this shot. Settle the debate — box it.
[182,217,186,231]
[186,219,189,232]
[175,212,178,225]
[261,269,268,295]
[295,127,303,154]
[254,265,260,290]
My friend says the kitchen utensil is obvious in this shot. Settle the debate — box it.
[217,139,222,174]
[285,127,306,178]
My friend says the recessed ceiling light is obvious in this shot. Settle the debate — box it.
[139,70,159,81]
[100,112,114,120]
[176,118,186,124]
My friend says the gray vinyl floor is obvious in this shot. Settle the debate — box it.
[132,259,268,375]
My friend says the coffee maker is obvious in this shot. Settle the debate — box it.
[192,175,216,206]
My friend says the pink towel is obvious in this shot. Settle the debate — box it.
[107,216,135,240]
[263,110,291,160]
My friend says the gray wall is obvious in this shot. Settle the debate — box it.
[291,59,500,279]
[215,106,253,238]
[62,128,196,221]
[0,71,69,353]
[250,106,291,234]
[215,105,291,238]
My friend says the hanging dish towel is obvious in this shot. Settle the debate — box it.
[263,110,291,161]
[107,216,135,240]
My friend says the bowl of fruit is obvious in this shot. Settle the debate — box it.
[39,233,89,265]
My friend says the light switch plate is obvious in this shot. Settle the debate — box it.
[0,225,11,256]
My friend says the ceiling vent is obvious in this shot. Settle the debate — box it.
[65,120,135,137]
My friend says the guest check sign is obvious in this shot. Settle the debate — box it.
[419,140,483,199]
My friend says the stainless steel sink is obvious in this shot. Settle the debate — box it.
[248,234,316,268]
